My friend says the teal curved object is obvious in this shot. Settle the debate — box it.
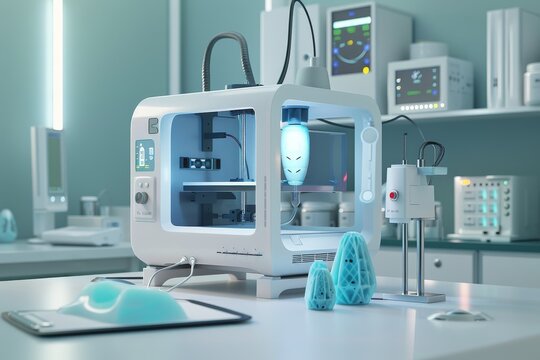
[58,281,186,325]
[331,232,376,305]
[0,209,17,243]
[305,260,336,311]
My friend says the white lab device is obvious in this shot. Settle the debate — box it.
[487,8,540,108]
[449,176,540,242]
[385,165,437,223]
[30,127,68,236]
[327,3,412,113]
[387,56,474,114]
[41,226,121,246]
[383,139,447,304]
[130,84,382,298]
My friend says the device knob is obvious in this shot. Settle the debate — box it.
[433,258,442,268]
[389,190,399,201]
[135,192,149,204]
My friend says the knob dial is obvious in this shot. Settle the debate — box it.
[389,190,399,201]
[433,258,442,268]
[135,192,149,204]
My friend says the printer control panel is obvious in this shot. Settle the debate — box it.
[134,176,155,222]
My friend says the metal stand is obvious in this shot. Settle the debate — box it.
[143,266,308,299]
[383,220,445,303]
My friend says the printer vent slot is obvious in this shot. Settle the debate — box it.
[292,252,336,264]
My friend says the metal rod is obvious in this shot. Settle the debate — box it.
[402,132,408,164]
[416,219,425,296]
[402,222,408,295]
[240,113,247,222]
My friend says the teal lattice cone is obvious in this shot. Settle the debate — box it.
[305,260,336,310]
[331,232,376,305]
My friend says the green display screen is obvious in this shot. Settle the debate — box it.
[47,133,62,192]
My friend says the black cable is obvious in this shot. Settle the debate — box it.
[225,133,251,180]
[277,0,316,84]
[202,32,256,91]
[418,141,446,167]
[314,114,426,141]
[382,114,426,141]
[315,118,354,129]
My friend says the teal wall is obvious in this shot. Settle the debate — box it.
[0,0,51,239]
[0,0,168,239]
[2,0,540,239]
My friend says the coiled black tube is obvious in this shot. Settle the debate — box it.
[201,32,256,91]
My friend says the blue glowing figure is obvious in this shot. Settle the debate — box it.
[331,232,376,305]
[281,107,310,186]
[305,260,336,311]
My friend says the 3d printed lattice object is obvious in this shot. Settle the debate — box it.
[331,232,377,305]
[305,260,336,310]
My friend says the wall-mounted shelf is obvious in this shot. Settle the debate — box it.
[382,106,540,124]
[310,107,540,128]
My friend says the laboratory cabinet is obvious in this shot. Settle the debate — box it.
[480,251,540,288]
[372,247,475,283]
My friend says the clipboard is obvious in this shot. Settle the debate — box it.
[2,299,251,337]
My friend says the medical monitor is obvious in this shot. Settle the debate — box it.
[31,127,68,213]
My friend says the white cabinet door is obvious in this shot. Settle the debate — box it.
[481,252,540,288]
[372,247,474,283]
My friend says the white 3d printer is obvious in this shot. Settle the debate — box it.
[130,84,381,298]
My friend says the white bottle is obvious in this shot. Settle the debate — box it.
[524,63,540,106]
[139,145,145,167]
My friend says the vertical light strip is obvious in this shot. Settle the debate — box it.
[52,0,63,130]
[169,0,181,94]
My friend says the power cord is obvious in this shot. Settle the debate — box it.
[146,256,198,292]
[277,0,316,84]
[146,256,188,288]
[165,257,197,293]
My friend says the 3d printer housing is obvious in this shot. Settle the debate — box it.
[130,84,381,276]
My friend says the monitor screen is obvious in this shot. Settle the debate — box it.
[395,66,441,105]
[331,6,371,76]
[47,132,63,193]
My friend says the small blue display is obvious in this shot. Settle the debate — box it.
[135,140,155,172]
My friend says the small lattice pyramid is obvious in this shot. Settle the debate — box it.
[331,232,377,305]
[305,260,336,311]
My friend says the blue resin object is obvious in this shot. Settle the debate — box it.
[305,260,336,310]
[58,281,186,325]
[331,232,376,305]
[0,209,17,243]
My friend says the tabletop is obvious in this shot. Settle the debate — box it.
[1,273,539,360]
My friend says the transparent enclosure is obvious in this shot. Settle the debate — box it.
[168,107,354,232]
[170,109,257,231]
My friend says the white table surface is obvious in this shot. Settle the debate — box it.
[1,273,539,360]
[0,241,135,263]
[0,241,139,279]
